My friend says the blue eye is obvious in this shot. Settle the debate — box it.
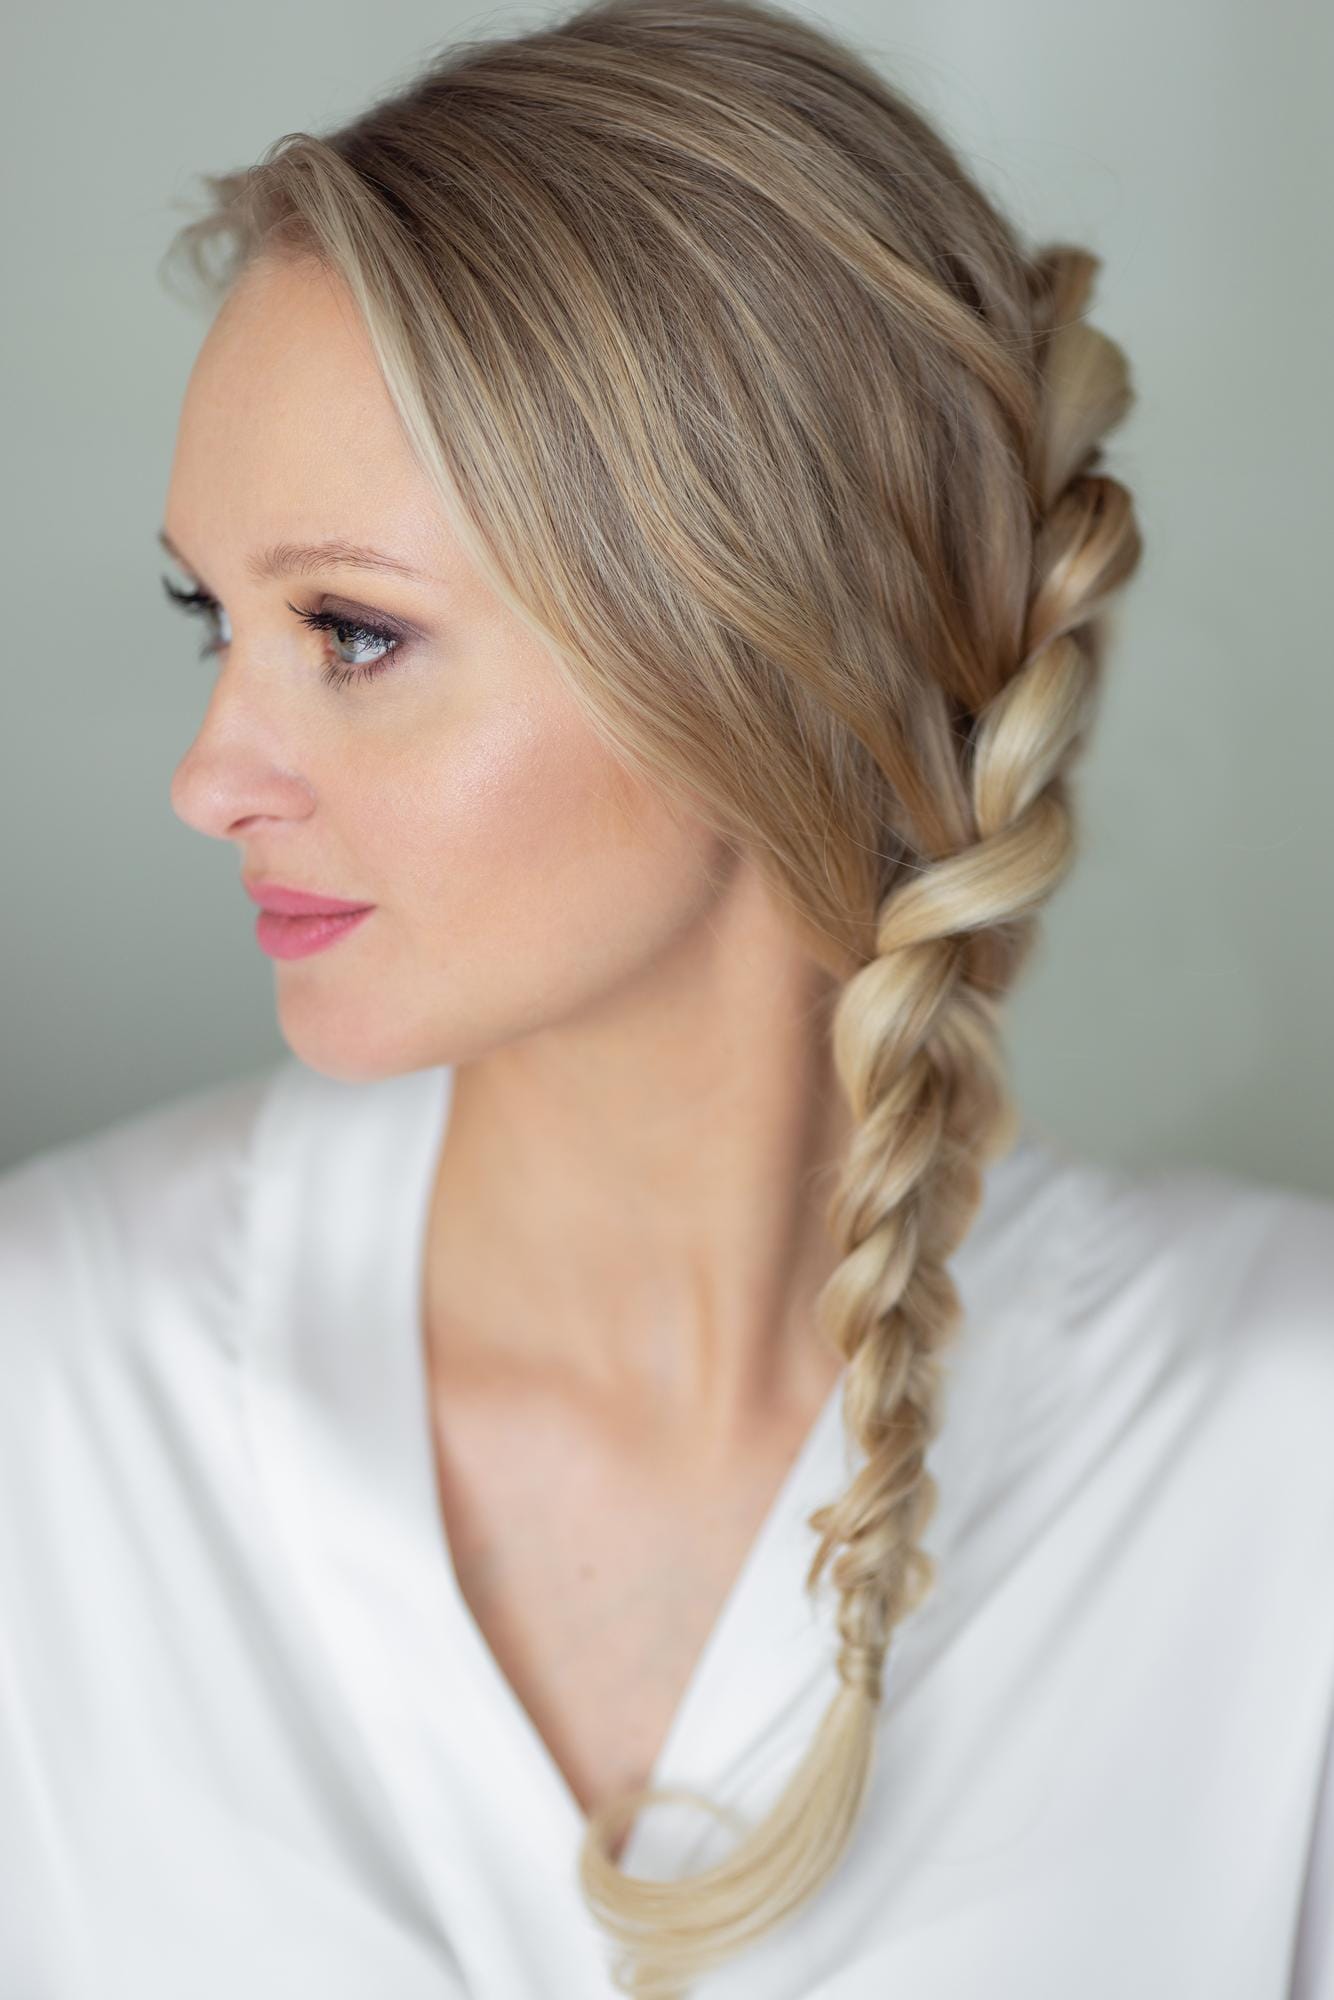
[285,600,404,687]
[160,574,405,689]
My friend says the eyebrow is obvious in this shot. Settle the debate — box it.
[157,528,436,586]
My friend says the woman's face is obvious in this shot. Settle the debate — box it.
[165,254,734,1081]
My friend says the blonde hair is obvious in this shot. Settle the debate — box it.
[161,1,1142,1991]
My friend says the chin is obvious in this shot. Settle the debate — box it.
[280,1045,397,1088]
[273,999,418,1088]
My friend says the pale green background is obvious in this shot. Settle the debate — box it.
[3,0,1330,1197]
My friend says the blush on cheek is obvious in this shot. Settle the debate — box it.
[443,702,646,887]
[417,735,715,1027]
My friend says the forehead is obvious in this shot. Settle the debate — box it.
[167,256,454,585]
[179,256,400,475]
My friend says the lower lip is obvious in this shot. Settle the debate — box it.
[254,906,374,960]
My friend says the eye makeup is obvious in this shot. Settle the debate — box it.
[160,574,411,689]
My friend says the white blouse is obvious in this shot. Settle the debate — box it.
[1,1055,1331,2000]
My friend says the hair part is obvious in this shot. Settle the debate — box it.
[161,1,1142,1991]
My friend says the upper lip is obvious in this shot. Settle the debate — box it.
[242,878,375,916]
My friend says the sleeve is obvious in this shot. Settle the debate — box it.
[0,1155,95,1996]
[1263,1183,1334,2000]
[1292,1683,1334,1998]
[0,1068,285,1998]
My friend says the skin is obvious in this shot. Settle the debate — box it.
[164,252,853,1468]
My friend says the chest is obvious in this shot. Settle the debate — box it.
[424,1377,816,1840]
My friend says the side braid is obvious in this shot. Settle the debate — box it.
[806,242,1143,1703]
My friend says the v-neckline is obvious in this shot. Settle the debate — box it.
[241,1056,1039,1977]
[419,1336,851,1877]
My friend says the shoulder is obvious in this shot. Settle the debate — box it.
[1012,1127,1334,1503]
[1056,1139,1333,1375]
[0,1059,297,1378]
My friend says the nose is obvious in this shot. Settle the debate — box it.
[169,672,315,844]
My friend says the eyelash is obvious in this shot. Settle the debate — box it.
[160,576,405,689]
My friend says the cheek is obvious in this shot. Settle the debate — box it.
[378,699,725,1039]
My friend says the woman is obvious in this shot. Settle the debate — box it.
[2,1,1330,1995]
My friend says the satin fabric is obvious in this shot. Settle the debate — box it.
[1,1056,1331,1998]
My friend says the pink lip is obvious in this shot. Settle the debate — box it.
[253,906,374,961]
[243,879,375,917]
